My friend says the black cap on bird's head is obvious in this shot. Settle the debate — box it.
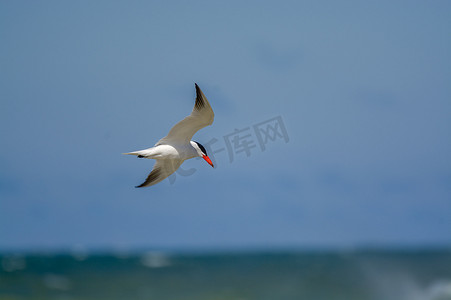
[194,141,207,155]
[193,141,214,168]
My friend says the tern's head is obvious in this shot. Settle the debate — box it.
[191,141,214,168]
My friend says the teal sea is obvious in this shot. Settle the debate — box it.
[1,250,451,300]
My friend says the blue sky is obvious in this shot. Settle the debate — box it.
[1,0,450,252]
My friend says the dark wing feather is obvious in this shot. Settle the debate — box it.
[156,83,214,146]
[135,159,182,188]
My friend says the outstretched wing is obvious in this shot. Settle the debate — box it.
[156,83,214,146]
[135,159,183,188]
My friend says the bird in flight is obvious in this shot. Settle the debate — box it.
[124,83,215,188]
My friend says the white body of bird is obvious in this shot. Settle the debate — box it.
[124,142,202,161]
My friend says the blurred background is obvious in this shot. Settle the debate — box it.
[1,1,450,299]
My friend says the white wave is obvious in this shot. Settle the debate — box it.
[360,261,451,300]
[140,251,171,268]
[1,255,26,272]
[424,280,451,300]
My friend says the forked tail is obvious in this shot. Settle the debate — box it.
[123,148,155,158]
[123,151,140,156]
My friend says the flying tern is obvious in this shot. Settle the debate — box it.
[124,83,215,188]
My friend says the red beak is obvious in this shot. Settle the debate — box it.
[202,155,214,168]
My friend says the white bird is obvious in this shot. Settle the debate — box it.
[124,83,215,188]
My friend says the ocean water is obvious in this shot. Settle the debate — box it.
[1,250,451,300]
